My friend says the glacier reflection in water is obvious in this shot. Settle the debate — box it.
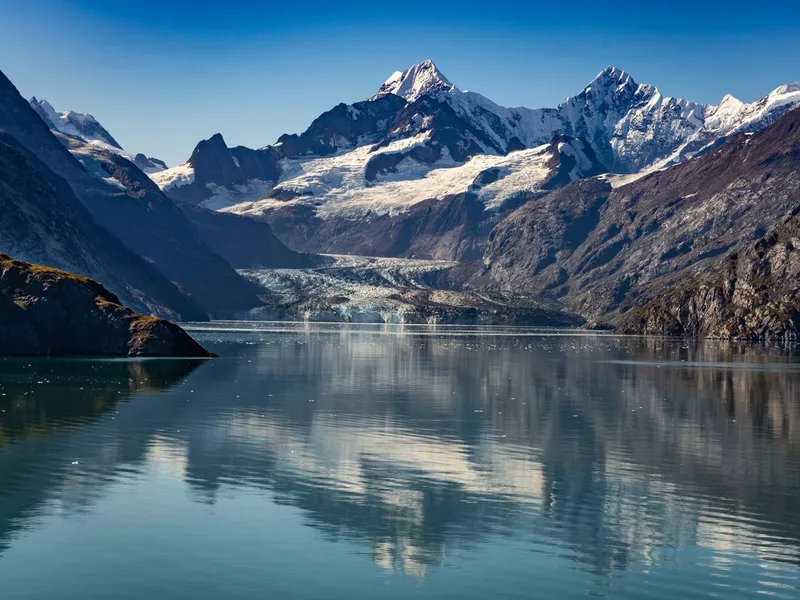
[0,324,799,599]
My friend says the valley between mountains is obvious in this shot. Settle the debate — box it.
[3,59,800,340]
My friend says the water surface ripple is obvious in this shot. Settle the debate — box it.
[0,325,798,599]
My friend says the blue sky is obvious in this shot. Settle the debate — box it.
[1,0,799,165]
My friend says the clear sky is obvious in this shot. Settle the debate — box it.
[2,0,799,166]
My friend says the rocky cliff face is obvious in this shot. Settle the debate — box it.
[485,177,613,291]
[159,133,282,207]
[0,253,213,357]
[619,213,800,341]
[278,94,407,157]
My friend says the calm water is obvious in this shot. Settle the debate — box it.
[1,323,800,599]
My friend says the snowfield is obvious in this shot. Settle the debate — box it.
[222,137,576,218]
[155,63,800,222]
[150,162,195,190]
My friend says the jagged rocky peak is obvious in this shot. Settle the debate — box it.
[183,132,243,189]
[28,96,59,127]
[572,65,650,108]
[133,153,168,174]
[585,65,636,90]
[373,59,456,102]
[28,96,122,149]
[189,132,231,165]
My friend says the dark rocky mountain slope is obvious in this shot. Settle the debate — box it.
[0,253,213,356]
[619,211,800,341]
[0,130,204,320]
[484,105,800,333]
[0,69,261,318]
[177,201,317,269]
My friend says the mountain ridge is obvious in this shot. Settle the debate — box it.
[483,102,800,339]
[152,61,800,217]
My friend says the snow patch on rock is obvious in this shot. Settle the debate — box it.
[151,163,196,190]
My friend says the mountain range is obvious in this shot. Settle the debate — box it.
[153,60,800,209]
[142,61,800,265]
[3,59,800,338]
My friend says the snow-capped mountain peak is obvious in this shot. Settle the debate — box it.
[719,93,743,106]
[28,95,170,181]
[372,59,456,102]
[585,65,635,90]
[28,96,60,128]
[577,66,644,103]
[29,96,122,149]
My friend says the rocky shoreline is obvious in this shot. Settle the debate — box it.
[619,214,800,342]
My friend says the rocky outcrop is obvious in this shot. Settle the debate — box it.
[0,253,213,356]
[619,213,800,341]
[132,153,167,173]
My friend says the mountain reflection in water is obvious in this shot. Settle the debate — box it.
[0,325,798,599]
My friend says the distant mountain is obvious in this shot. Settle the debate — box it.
[372,59,456,101]
[150,61,800,262]
[361,61,800,174]
[483,104,800,338]
[27,96,313,275]
[28,96,167,173]
[152,94,406,209]
[151,133,281,208]
[29,96,122,148]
